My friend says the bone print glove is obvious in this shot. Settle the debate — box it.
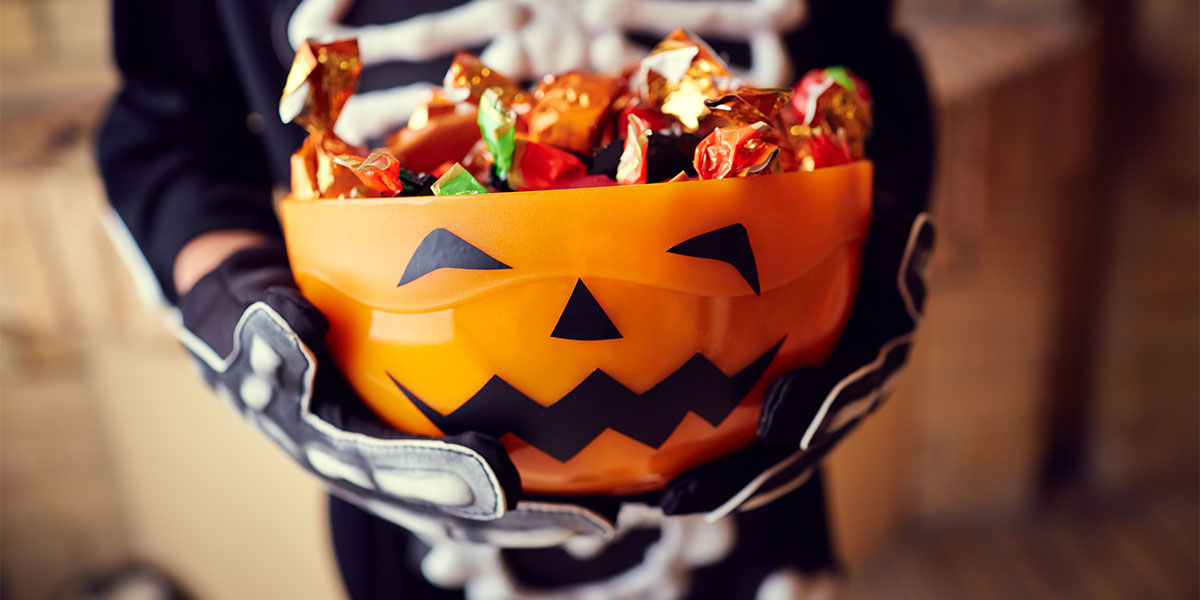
[176,242,529,526]
[660,192,935,517]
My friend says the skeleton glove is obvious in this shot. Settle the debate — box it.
[175,242,524,529]
[662,193,935,516]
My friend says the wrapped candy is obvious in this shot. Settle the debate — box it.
[635,29,732,131]
[279,39,362,132]
[384,111,482,174]
[694,122,780,180]
[280,39,370,199]
[617,100,675,134]
[333,151,407,195]
[790,66,872,160]
[444,51,532,110]
[616,114,651,185]
[290,134,370,199]
[527,72,623,155]
[794,128,853,170]
[407,88,459,131]
[478,88,518,181]
[282,33,871,200]
[508,140,587,191]
[431,163,489,196]
[590,130,700,184]
[705,87,793,127]
[384,87,482,173]
[460,138,496,181]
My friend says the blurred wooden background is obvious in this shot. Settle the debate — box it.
[1,0,1196,598]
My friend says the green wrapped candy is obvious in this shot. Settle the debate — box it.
[478,87,517,181]
[431,163,489,196]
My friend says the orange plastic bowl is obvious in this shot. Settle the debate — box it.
[279,161,873,495]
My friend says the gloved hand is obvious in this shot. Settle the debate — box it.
[175,241,535,532]
[660,192,935,517]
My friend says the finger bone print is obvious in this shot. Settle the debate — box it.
[285,0,805,144]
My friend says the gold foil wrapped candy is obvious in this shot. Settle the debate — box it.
[527,71,623,155]
[636,29,733,131]
[705,87,793,127]
[444,51,532,110]
[279,39,369,199]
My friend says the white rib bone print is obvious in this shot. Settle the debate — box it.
[286,0,805,144]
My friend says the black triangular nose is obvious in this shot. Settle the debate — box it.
[551,280,622,341]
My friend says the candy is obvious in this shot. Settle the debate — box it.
[279,39,362,134]
[478,88,518,181]
[384,111,481,174]
[792,127,852,170]
[694,122,780,180]
[333,151,408,196]
[283,33,871,200]
[508,140,588,191]
[791,66,872,159]
[407,89,459,131]
[636,29,732,131]
[527,72,623,155]
[705,87,793,127]
[290,134,370,199]
[279,39,376,199]
[444,51,531,110]
[431,163,489,196]
[616,114,651,185]
[618,101,676,134]
[589,130,700,183]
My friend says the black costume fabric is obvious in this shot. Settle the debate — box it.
[97,0,933,597]
[330,473,834,600]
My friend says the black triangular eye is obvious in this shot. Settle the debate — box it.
[668,224,760,295]
[398,228,511,286]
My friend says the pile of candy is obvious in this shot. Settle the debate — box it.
[281,30,872,199]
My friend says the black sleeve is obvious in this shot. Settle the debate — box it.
[790,0,935,213]
[97,0,282,303]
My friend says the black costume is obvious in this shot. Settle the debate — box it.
[98,1,933,597]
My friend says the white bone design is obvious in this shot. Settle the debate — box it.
[286,0,806,144]
[417,503,737,599]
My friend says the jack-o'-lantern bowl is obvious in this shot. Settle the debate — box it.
[279,161,872,495]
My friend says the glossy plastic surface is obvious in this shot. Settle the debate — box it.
[279,161,873,495]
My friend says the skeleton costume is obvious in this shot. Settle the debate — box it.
[97,1,934,598]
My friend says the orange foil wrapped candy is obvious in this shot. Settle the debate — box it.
[290,133,371,200]
[386,81,482,173]
[279,39,362,132]
[705,88,793,127]
[280,39,369,199]
[527,72,623,155]
[791,66,872,160]
[384,111,482,174]
[636,29,733,131]
[444,51,531,110]
[333,151,407,196]
[508,140,587,191]
[694,122,780,180]
[406,88,458,130]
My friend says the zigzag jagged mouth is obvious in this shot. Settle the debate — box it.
[386,338,784,462]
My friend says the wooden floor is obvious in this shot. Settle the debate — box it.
[845,490,1199,599]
